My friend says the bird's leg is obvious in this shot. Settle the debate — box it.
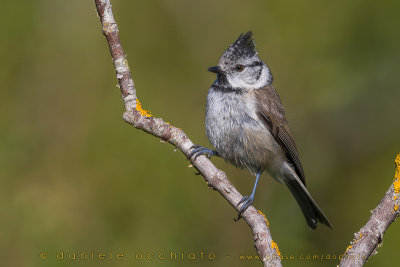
[188,145,219,160]
[235,170,261,221]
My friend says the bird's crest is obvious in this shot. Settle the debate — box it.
[225,31,257,61]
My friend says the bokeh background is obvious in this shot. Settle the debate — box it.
[1,0,399,266]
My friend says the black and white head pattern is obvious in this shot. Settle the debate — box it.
[214,31,272,90]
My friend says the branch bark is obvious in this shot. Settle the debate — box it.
[94,1,282,266]
[339,153,400,267]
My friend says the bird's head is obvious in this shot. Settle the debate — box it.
[208,31,272,90]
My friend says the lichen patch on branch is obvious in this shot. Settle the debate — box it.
[258,210,269,226]
[393,176,400,195]
[103,21,116,35]
[393,153,400,211]
[271,240,281,257]
[392,153,400,214]
[135,99,152,117]
[346,232,363,253]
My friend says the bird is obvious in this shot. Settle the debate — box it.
[189,31,332,229]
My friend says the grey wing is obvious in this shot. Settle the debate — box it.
[255,85,306,185]
[276,125,306,185]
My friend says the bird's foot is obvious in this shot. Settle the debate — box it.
[234,195,254,221]
[188,145,219,160]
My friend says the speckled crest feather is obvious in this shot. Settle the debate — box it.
[224,31,257,61]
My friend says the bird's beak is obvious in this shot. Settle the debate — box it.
[207,66,221,74]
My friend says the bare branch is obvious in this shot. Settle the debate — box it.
[339,153,400,267]
[94,0,282,266]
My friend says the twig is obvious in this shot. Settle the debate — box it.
[93,1,282,266]
[339,153,400,267]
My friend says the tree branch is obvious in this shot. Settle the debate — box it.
[339,153,400,267]
[94,1,282,266]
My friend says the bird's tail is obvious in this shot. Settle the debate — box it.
[283,174,332,229]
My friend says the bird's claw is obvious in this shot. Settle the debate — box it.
[234,195,254,221]
[188,145,218,160]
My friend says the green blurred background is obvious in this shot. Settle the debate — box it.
[1,0,399,266]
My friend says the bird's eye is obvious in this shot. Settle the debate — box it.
[235,65,244,72]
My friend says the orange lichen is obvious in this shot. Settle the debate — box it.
[257,210,269,226]
[393,153,400,196]
[394,178,400,194]
[136,99,152,117]
[353,232,363,244]
[271,240,281,257]
[394,205,399,211]
[103,22,112,35]
[345,232,363,254]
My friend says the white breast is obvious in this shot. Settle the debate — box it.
[205,88,285,175]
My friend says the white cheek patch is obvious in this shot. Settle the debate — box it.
[250,67,271,89]
[227,66,271,90]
